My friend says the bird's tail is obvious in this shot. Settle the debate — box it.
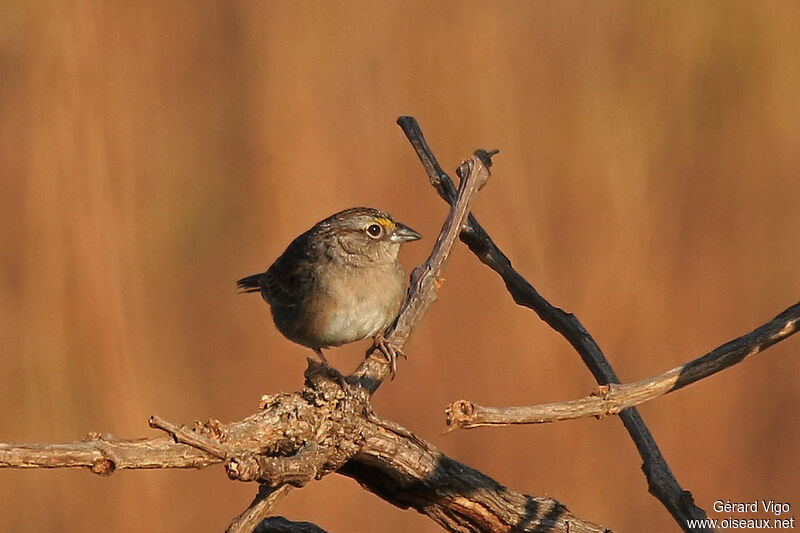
[236,273,263,293]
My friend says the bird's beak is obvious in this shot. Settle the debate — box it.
[390,223,422,243]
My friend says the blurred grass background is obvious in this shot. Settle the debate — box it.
[1,1,799,532]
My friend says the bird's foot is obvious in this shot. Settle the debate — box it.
[313,348,350,391]
[372,333,405,378]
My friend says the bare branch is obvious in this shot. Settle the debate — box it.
[342,412,612,533]
[352,151,494,393]
[150,415,231,458]
[227,485,293,533]
[396,116,712,532]
[448,301,800,428]
[0,377,612,532]
[0,433,216,471]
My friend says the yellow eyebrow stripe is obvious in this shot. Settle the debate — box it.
[374,217,395,230]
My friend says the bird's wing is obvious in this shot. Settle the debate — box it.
[261,234,315,308]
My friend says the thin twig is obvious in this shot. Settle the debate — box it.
[149,415,230,459]
[397,115,713,532]
[352,151,495,393]
[227,484,293,533]
[448,300,800,427]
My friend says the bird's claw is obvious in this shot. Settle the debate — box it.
[312,348,350,391]
[373,333,404,378]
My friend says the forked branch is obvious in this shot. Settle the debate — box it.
[447,300,800,428]
[396,116,712,532]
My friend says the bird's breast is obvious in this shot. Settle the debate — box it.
[304,261,406,347]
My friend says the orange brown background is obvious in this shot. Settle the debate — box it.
[1,2,799,532]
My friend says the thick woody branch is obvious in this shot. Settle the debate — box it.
[396,116,712,532]
[0,391,316,473]
[0,433,217,472]
[0,371,612,533]
[341,414,611,533]
[448,300,800,428]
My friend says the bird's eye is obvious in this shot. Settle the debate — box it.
[366,224,383,238]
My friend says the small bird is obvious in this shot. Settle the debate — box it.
[237,207,421,372]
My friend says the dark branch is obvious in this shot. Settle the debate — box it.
[397,115,713,532]
[448,300,800,427]
[342,412,612,533]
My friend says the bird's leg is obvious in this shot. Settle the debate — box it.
[313,348,330,365]
[372,332,405,378]
[313,348,349,390]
